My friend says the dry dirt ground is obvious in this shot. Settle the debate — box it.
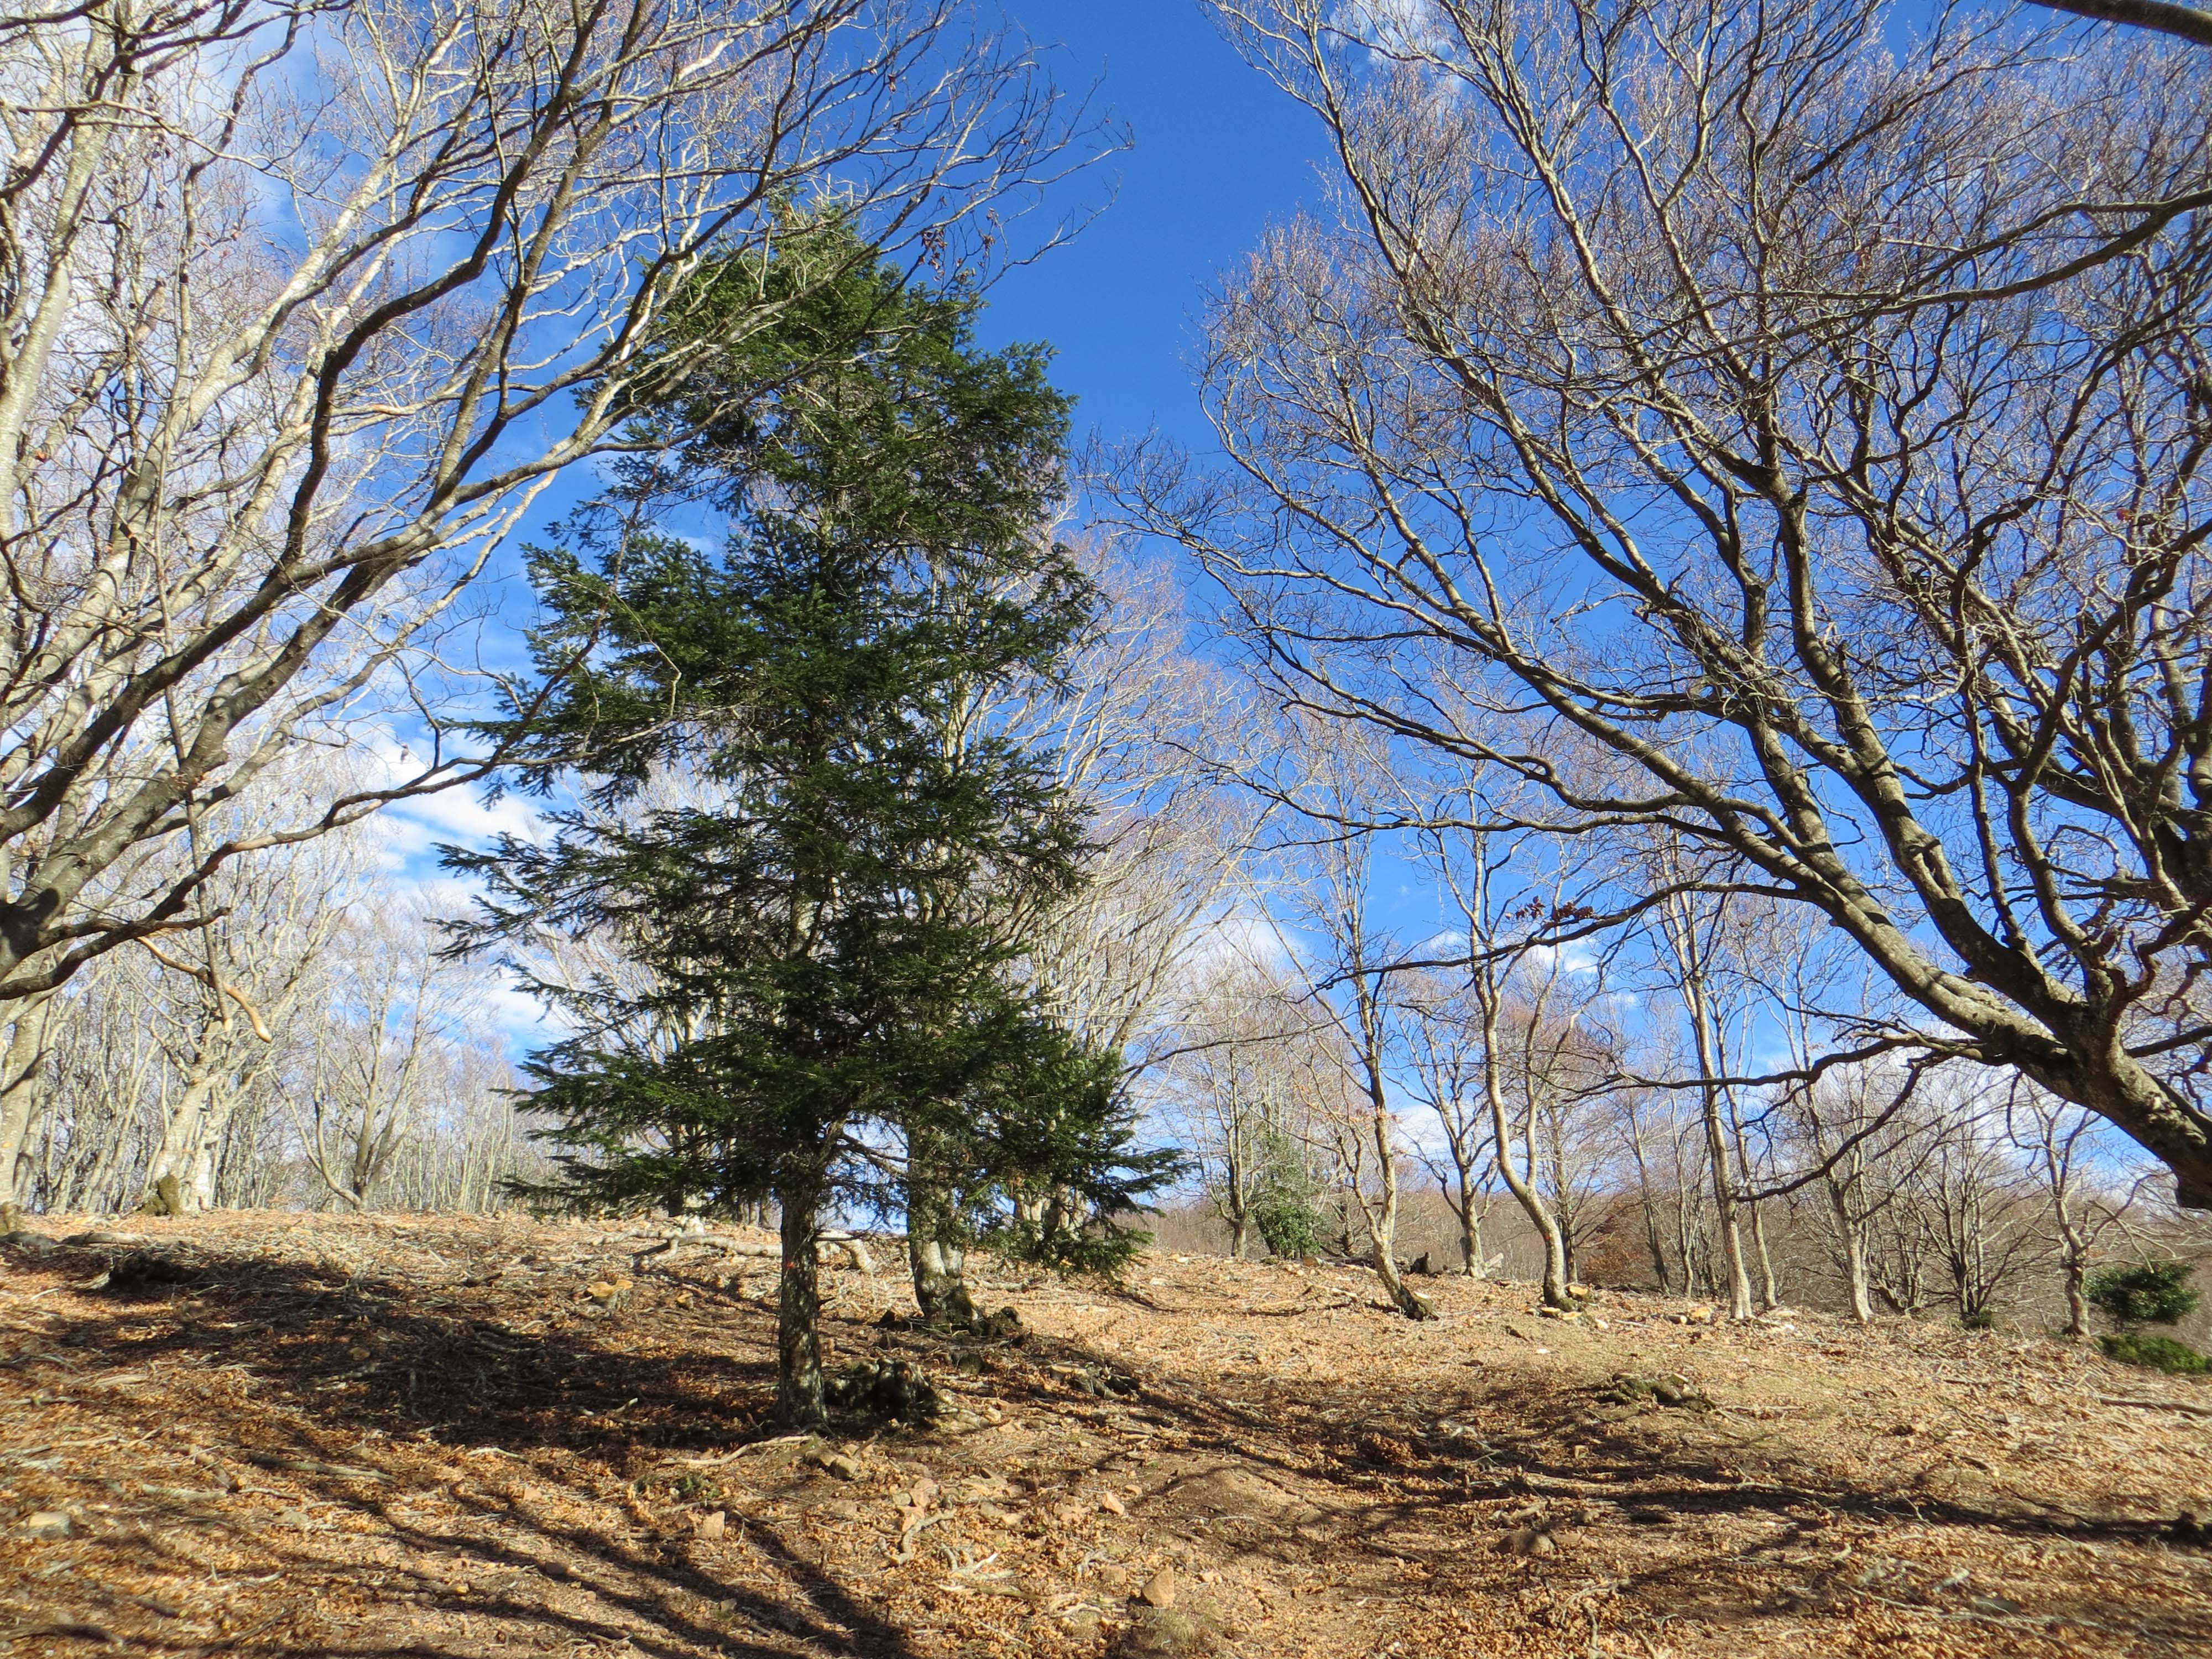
[3,1214,2211,1659]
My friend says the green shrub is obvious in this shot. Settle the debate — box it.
[2100,1331,2208,1375]
[1249,1124,1328,1260]
[2088,1260,2200,1327]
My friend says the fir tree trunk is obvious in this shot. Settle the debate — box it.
[776,1173,829,1428]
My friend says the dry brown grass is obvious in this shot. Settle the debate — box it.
[2,1212,2209,1658]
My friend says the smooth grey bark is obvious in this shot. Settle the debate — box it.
[905,1183,975,1328]
[0,990,55,1213]
[2026,0,2212,46]
[1482,990,1571,1310]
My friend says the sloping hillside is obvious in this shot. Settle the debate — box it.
[3,1214,2208,1657]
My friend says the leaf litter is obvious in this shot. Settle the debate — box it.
[0,1212,2208,1656]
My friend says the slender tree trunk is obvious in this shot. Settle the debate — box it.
[1674,1181,1700,1296]
[1453,1166,1485,1278]
[2051,1180,2091,1337]
[1624,1129,1673,1292]
[904,1125,974,1326]
[1485,1060,1569,1306]
[1818,1165,1875,1324]
[0,991,56,1218]
[1660,896,1752,1317]
[1845,1230,1873,1326]
[1361,1120,1434,1318]
[1747,1196,1781,1310]
[1223,1129,1252,1259]
[776,1168,829,1429]
[1640,1186,1673,1292]
[141,1064,240,1215]
[1698,1086,1754,1318]
[2062,1253,2090,1338]
[1729,1099,1781,1308]
[1351,979,1433,1320]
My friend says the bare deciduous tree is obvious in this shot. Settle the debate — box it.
[0,0,1093,1019]
[1114,0,2212,1206]
[1398,968,1498,1276]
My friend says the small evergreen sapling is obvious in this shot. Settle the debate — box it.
[2088,1260,2206,1375]
[1249,1124,1328,1261]
[2087,1261,2200,1327]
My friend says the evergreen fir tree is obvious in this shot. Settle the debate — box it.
[448,227,1171,1426]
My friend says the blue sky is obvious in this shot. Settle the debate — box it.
[379,3,1338,1030]
[424,3,1319,686]
[973,1,1325,453]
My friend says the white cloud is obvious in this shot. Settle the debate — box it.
[1181,902,1295,977]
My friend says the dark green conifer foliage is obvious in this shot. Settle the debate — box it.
[448,227,1168,1426]
[1249,1124,1327,1261]
[2088,1260,2200,1328]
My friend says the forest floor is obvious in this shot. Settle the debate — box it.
[3,1214,2210,1659]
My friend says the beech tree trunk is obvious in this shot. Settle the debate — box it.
[0,993,54,1215]
[139,1067,243,1215]
[904,1127,975,1326]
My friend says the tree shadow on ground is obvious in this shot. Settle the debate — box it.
[16,1233,2210,1656]
[903,1279,2211,1652]
[20,1234,917,1658]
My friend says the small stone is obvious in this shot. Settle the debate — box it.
[1138,1566,1176,1608]
[1097,1563,1130,1591]
[910,1476,940,1510]
[22,1510,71,1539]
[696,1510,726,1540]
[891,1490,914,1508]
[1099,1490,1126,1516]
